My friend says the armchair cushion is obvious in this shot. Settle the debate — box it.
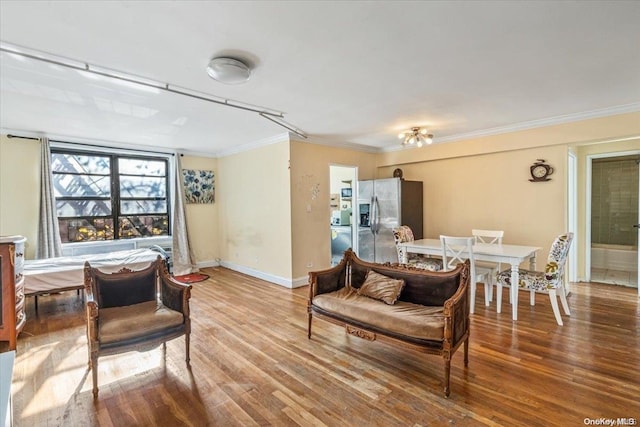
[93,264,157,308]
[98,300,184,344]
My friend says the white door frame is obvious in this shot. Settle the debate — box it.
[585,150,640,292]
[329,164,359,264]
[567,151,578,284]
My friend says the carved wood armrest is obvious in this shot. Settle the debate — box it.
[85,298,99,342]
[442,261,470,345]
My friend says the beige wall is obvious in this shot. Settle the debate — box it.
[289,140,377,281]
[0,135,40,259]
[2,111,639,285]
[378,146,568,262]
[179,154,219,266]
[216,139,293,280]
[376,113,640,277]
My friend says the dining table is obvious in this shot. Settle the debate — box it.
[397,238,541,321]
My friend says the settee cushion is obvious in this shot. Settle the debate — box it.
[313,288,445,341]
[350,263,459,306]
[357,270,405,305]
[98,300,184,344]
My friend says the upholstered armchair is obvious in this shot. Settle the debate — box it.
[392,226,443,271]
[83,256,192,398]
[497,233,574,325]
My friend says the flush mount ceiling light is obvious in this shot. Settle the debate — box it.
[398,127,434,148]
[206,57,251,84]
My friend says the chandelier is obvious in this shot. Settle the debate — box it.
[398,127,434,147]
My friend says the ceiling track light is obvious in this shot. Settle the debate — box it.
[397,127,434,147]
[0,44,308,138]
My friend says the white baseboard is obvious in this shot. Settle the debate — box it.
[219,260,308,288]
[195,260,220,269]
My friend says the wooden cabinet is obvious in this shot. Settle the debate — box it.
[0,236,27,351]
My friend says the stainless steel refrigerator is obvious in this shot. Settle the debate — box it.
[357,178,423,263]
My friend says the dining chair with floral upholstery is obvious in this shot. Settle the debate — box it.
[392,226,443,272]
[496,232,574,325]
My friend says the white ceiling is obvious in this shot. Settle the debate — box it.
[1,1,639,157]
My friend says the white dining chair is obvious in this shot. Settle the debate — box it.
[471,229,504,304]
[440,235,493,314]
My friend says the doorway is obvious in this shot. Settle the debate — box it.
[329,165,357,266]
[587,152,639,291]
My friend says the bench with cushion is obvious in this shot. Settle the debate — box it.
[307,249,470,397]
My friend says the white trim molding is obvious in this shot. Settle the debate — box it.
[219,260,308,288]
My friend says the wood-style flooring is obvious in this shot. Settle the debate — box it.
[10,267,640,426]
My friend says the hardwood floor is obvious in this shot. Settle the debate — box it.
[10,268,640,426]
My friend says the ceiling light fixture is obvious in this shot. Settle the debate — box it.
[206,57,251,85]
[398,127,434,148]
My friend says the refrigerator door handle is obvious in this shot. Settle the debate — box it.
[370,196,376,235]
[374,196,381,234]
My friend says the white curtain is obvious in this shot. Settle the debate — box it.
[36,137,63,259]
[172,154,196,276]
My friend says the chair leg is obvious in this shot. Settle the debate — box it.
[559,286,571,315]
[470,279,476,314]
[464,337,469,367]
[549,289,563,326]
[484,279,491,307]
[185,332,191,364]
[530,290,536,306]
[487,274,494,303]
[443,358,451,398]
[496,283,502,314]
[307,313,312,339]
[91,353,99,398]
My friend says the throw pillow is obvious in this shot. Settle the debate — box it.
[357,270,405,305]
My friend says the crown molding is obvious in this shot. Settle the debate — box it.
[381,102,640,152]
[290,135,381,153]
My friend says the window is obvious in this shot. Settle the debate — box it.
[52,149,170,243]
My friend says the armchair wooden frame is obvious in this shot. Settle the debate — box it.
[84,256,192,398]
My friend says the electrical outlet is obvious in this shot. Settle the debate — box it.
[306,262,313,268]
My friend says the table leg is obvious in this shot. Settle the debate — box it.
[510,264,519,321]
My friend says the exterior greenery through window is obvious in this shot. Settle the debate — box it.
[51,149,170,243]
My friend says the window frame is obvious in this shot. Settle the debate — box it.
[51,147,172,243]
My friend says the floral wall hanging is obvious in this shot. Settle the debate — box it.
[182,169,215,203]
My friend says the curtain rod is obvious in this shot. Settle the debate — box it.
[6,134,175,156]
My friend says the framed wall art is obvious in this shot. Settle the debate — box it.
[182,169,215,203]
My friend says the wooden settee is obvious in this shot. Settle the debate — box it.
[307,249,470,397]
